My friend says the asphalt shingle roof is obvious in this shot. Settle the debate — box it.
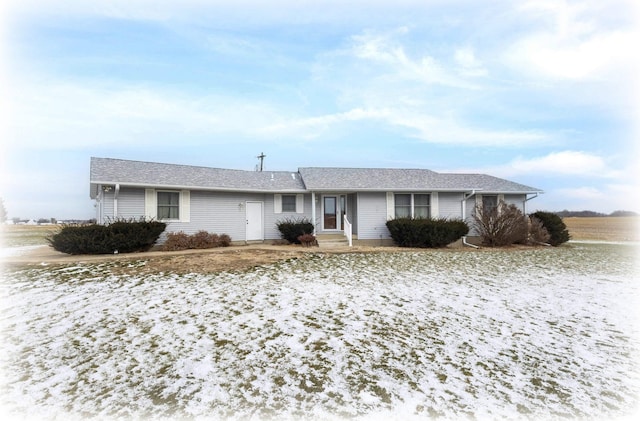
[90,158,543,198]
[90,157,306,197]
[298,167,542,193]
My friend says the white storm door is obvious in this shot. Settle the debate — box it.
[246,201,263,241]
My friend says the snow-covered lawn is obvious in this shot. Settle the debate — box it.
[1,243,639,420]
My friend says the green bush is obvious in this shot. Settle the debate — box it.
[162,231,232,251]
[276,217,314,244]
[531,211,570,246]
[385,217,469,248]
[47,218,166,255]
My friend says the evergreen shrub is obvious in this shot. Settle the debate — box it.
[385,217,469,248]
[48,218,166,255]
[276,217,314,244]
[530,211,570,246]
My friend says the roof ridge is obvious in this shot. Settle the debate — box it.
[91,156,296,174]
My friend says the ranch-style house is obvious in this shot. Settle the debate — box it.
[90,157,543,246]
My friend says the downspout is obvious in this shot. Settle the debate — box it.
[462,190,479,249]
[523,193,538,215]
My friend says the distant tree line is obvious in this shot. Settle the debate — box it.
[554,210,638,217]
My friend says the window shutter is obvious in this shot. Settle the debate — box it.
[386,192,394,220]
[498,194,504,204]
[145,189,157,219]
[274,194,282,213]
[296,194,304,214]
[431,192,439,218]
[180,190,190,222]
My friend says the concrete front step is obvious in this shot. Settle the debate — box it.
[317,240,350,248]
[315,233,350,248]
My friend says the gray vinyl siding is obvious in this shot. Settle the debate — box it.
[102,191,115,221]
[117,187,145,219]
[180,191,259,238]
[348,194,358,234]
[356,192,391,240]
[438,192,465,219]
[97,188,144,222]
[265,194,313,240]
[99,188,313,243]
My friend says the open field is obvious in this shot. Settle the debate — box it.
[0,224,59,248]
[562,216,640,242]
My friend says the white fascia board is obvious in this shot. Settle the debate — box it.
[90,181,307,193]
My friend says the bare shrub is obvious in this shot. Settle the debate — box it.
[218,234,231,247]
[472,201,528,247]
[163,231,191,251]
[191,231,220,249]
[297,233,317,247]
[528,216,551,244]
[162,231,231,251]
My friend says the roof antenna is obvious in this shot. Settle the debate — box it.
[256,152,266,172]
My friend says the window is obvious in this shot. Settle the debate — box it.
[394,194,411,218]
[482,195,498,214]
[395,193,430,218]
[414,194,430,218]
[157,191,180,219]
[282,195,297,212]
[274,194,303,213]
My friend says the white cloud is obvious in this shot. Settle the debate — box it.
[506,0,640,82]
[384,111,547,146]
[5,80,286,150]
[539,183,640,213]
[348,29,480,90]
[492,151,616,177]
[555,186,604,200]
[258,108,391,140]
[454,48,488,77]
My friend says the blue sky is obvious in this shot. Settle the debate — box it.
[1,0,638,220]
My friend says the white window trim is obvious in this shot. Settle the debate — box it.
[388,192,433,219]
[145,189,190,222]
[274,193,304,214]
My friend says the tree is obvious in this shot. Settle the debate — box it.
[0,197,7,223]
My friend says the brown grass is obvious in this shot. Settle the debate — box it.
[562,217,640,242]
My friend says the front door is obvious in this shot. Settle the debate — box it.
[246,201,263,241]
[323,196,337,229]
[323,195,348,230]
